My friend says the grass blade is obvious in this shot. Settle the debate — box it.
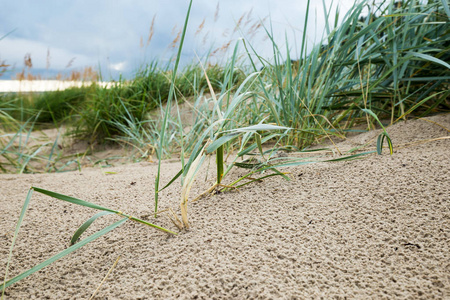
[2,218,128,290]
[394,91,447,122]
[180,145,206,229]
[206,132,240,153]
[158,169,183,193]
[324,151,377,161]
[32,187,177,234]
[216,134,224,185]
[408,51,450,69]
[361,109,393,155]
[441,0,450,18]
[255,133,264,158]
[230,172,290,190]
[376,133,393,155]
[32,187,117,212]
[155,0,193,217]
[70,211,115,245]
[2,188,33,297]
[232,124,290,132]
[377,134,384,155]
[237,133,280,157]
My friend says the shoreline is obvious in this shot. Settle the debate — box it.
[0,80,114,93]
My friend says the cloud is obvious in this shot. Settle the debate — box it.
[109,61,127,71]
[0,0,359,79]
[1,37,95,70]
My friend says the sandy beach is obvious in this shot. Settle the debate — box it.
[0,80,113,93]
[1,113,449,299]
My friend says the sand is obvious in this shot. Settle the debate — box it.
[0,80,112,92]
[1,114,449,299]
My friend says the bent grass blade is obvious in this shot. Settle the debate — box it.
[70,211,115,245]
[361,109,394,155]
[2,188,33,298]
[32,187,177,235]
[2,217,128,290]
[2,186,176,294]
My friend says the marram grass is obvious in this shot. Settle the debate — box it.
[3,0,449,294]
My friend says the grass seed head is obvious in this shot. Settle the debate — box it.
[196,18,206,36]
[214,2,220,22]
[147,14,156,47]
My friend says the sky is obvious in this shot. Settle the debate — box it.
[0,0,359,80]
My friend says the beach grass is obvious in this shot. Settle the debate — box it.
[2,0,447,161]
[1,0,450,294]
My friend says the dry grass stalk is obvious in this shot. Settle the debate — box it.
[247,17,267,40]
[220,40,231,53]
[196,18,206,36]
[211,40,231,57]
[67,66,97,81]
[15,71,24,80]
[24,53,32,69]
[202,31,210,46]
[146,14,156,47]
[82,66,98,81]
[245,8,253,26]
[88,256,121,300]
[170,28,182,49]
[65,57,76,68]
[0,61,9,78]
[171,24,178,35]
[233,12,246,33]
[180,145,206,229]
[15,56,33,80]
[247,20,262,37]
[46,48,51,69]
[69,70,81,81]
[14,64,97,81]
[26,73,37,80]
[167,207,183,230]
[15,70,42,81]
[214,2,220,22]
[222,28,229,38]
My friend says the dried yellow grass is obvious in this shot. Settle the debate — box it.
[180,145,206,229]
[170,27,182,49]
[146,14,156,47]
[196,18,206,36]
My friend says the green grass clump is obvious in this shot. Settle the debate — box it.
[32,86,94,124]
[72,82,150,142]
[322,0,450,124]
[0,86,94,125]
[246,0,449,149]
[0,93,36,123]
[2,0,447,171]
[70,60,245,146]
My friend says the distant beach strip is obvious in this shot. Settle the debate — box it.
[0,80,113,93]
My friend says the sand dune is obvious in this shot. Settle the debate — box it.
[1,114,449,299]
